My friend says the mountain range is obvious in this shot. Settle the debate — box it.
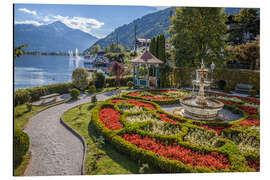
[14,21,98,53]
[84,7,241,53]
[14,7,242,53]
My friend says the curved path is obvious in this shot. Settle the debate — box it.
[24,90,130,176]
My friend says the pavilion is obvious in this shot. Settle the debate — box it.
[129,51,163,88]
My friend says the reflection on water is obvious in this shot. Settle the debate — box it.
[14,55,106,90]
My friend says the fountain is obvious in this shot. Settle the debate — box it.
[174,60,224,121]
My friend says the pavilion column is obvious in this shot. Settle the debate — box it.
[133,64,135,76]
[155,65,159,88]
[136,64,139,78]
[147,64,150,87]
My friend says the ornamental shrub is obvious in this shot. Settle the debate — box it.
[14,129,30,168]
[94,72,105,89]
[14,89,31,106]
[72,68,90,90]
[127,81,134,89]
[249,89,257,97]
[91,95,97,104]
[88,85,96,94]
[224,86,232,93]
[218,80,227,90]
[70,88,80,100]
[26,86,47,102]
[26,102,32,112]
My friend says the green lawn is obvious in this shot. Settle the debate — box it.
[62,103,159,175]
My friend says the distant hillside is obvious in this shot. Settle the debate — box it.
[14,21,98,53]
[84,7,242,54]
[84,7,174,54]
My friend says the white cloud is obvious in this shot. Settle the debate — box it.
[42,15,104,34]
[18,8,37,16]
[15,20,43,26]
[155,6,169,11]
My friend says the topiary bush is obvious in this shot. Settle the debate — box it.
[127,81,134,89]
[70,88,80,100]
[91,95,97,104]
[72,68,90,90]
[94,72,105,89]
[88,85,96,94]
[14,89,31,106]
[14,129,30,168]
[218,80,227,90]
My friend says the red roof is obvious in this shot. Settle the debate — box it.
[129,51,163,64]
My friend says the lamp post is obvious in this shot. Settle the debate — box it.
[211,61,215,83]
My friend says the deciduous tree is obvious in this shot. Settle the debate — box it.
[169,7,228,67]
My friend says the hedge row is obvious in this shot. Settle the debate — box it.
[14,129,30,169]
[14,82,73,106]
[14,75,133,106]
[91,97,255,172]
[170,67,260,90]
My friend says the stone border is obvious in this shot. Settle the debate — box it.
[23,151,32,176]
[60,117,87,175]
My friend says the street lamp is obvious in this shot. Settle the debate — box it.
[211,61,215,72]
[210,61,215,83]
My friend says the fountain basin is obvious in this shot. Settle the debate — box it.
[180,96,224,121]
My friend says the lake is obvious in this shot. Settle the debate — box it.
[14,55,105,90]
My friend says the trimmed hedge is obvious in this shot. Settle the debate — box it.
[91,97,256,172]
[14,89,31,106]
[105,75,133,87]
[14,129,30,168]
[170,67,260,90]
[14,82,73,106]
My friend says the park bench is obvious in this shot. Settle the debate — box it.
[235,83,253,94]
[40,93,60,104]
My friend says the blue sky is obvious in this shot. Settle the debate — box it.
[14,4,168,38]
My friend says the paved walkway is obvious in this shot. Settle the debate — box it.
[24,90,130,176]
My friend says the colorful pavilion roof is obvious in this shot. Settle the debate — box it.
[129,51,164,64]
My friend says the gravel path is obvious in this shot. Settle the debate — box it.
[24,90,125,176]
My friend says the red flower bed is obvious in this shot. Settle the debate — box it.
[149,90,179,94]
[236,105,258,115]
[99,108,122,130]
[238,117,260,126]
[248,160,260,171]
[157,113,180,123]
[217,98,235,105]
[111,99,125,103]
[199,125,234,134]
[206,92,228,97]
[121,134,230,170]
[128,92,141,97]
[230,96,260,104]
[142,96,173,101]
[126,100,156,110]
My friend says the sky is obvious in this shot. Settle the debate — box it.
[14,4,169,38]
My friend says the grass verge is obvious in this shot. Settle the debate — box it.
[62,103,159,175]
[14,99,69,176]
